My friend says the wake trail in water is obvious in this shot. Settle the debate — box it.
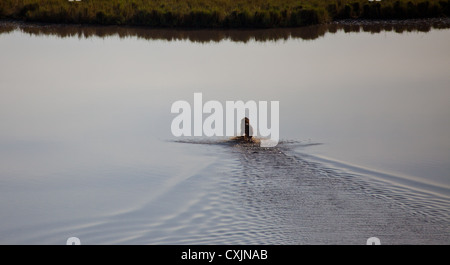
[28,138,449,244]
[167,137,450,244]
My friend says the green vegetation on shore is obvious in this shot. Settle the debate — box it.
[1,0,449,28]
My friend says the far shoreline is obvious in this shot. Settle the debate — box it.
[1,0,449,29]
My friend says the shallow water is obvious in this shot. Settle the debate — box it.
[0,21,449,244]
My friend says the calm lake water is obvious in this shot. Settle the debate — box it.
[0,20,449,244]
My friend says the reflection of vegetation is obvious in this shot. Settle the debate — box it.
[0,0,449,28]
[1,18,448,43]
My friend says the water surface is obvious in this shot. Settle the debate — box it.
[0,20,449,244]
